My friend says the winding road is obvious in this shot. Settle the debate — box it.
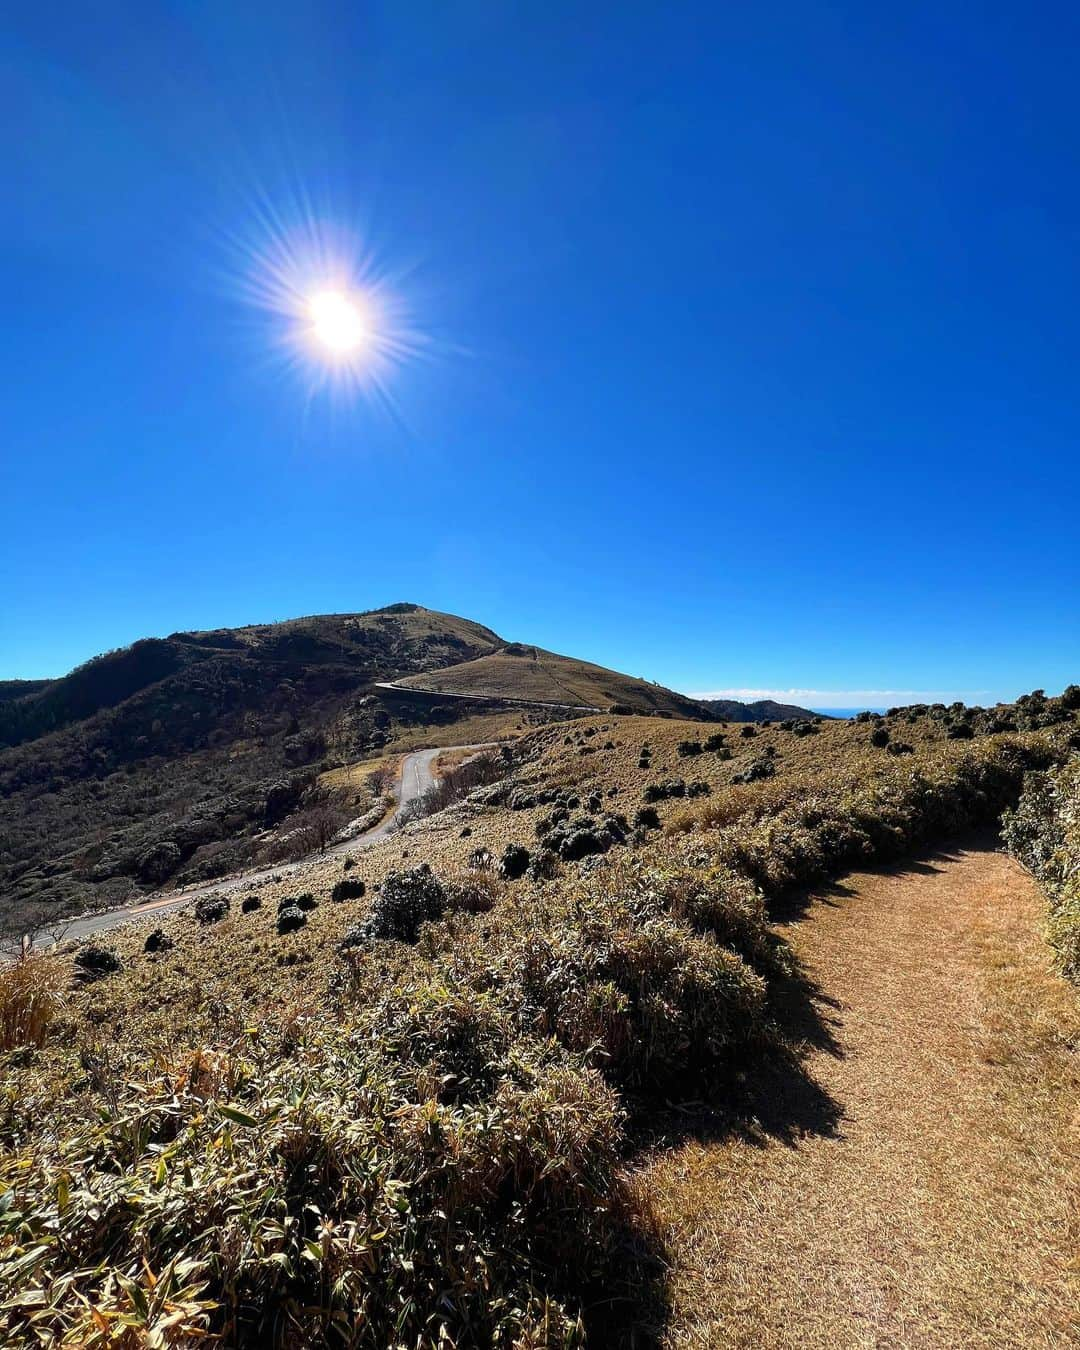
[33,745,468,950]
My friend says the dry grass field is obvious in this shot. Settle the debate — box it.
[393,643,709,717]
[1,692,1077,1346]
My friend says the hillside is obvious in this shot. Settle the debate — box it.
[0,604,508,926]
[2,687,1077,1347]
[391,643,715,718]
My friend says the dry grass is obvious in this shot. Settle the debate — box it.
[636,838,1080,1348]
[395,644,705,716]
[0,952,64,1050]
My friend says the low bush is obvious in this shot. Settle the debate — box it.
[354,864,447,944]
[0,1022,634,1347]
[276,905,307,935]
[1003,756,1080,982]
[499,843,531,879]
[331,876,366,902]
[733,758,775,784]
[194,895,230,925]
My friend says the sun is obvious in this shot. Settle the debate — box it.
[307,289,371,356]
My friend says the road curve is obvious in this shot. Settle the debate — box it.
[35,744,485,950]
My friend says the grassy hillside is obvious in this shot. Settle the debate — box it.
[393,642,712,717]
[0,605,506,925]
[1,690,1075,1345]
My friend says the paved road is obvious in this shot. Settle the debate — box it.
[32,744,480,950]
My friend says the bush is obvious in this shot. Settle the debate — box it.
[136,839,182,884]
[733,758,775,784]
[143,928,174,953]
[1003,758,1080,982]
[499,844,531,879]
[194,895,230,925]
[0,1022,634,1347]
[241,894,262,913]
[276,905,307,935]
[870,726,890,748]
[73,945,121,981]
[356,865,447,944]
[677,740,703,757]
[463,869,770,1094]
[281,892,318,912]
[634,806,661,830]
[331,876,366,902]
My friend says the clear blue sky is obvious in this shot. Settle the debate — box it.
[3,3,1078,707]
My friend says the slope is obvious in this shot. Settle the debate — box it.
[392,643,710,718]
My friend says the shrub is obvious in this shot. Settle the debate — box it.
[241,894,262,913]
[331,876,366,902]
[499,844,531,879]
[1003,758,1080,982]
[73,945,121,981]
[870,726,890,748]
[947,722,975,740]
[281,892,318,912]
[276,905,307,935]
[739,724,757,738]
[0,1022,635,1347]
[733,758,775,784]
[357,865,447,944]
[677,740,703,757]
[634,806,661,830]
[136,839,182,883]
[464,871,770,1094]
[194,895,230,925]
[143,928,174,953]
[704,732,727,752]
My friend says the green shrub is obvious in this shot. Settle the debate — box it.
[1003,757,1080,982]
[0,1023,631,1347]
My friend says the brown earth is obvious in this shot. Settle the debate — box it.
[638,836,1080,1348]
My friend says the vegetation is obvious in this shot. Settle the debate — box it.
[1,666,1077,1344]
[392,643,715,718]
[1003,755,1080,982]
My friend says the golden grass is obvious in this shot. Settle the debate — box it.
[0,952,64,1050]
[635,840,1080,1348]
[394,644,703,716]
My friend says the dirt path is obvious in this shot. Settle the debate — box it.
[641,837,1080,1348]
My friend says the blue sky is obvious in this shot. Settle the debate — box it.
[2,3,1078,708]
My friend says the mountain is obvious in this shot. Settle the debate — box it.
[390,643,709,718]
[0,605,504,927]
[693,696,822,723]
[0,603,813,928]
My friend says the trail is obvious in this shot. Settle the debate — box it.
[644,836,1080,1348]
